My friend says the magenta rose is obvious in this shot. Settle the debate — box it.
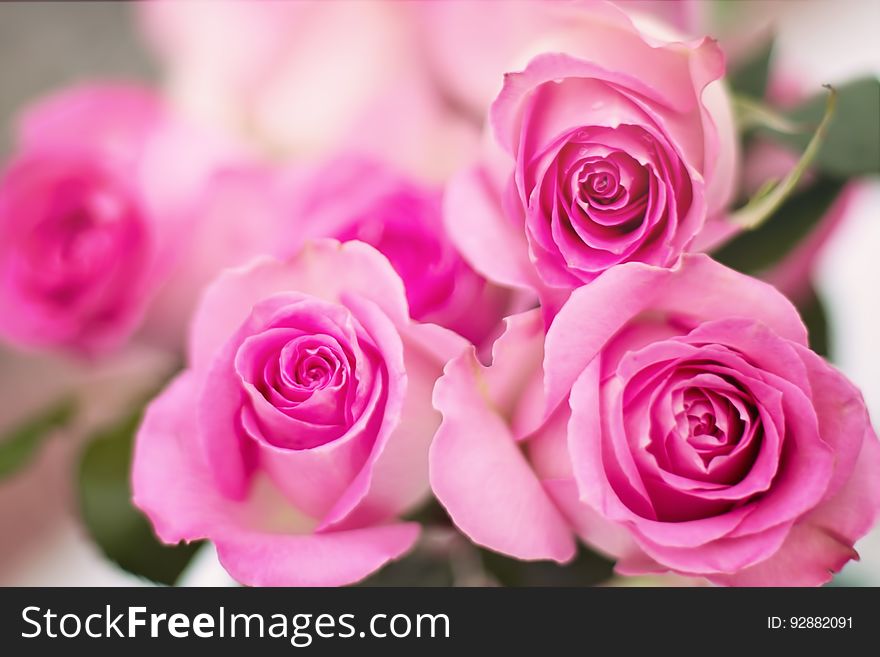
[283,156,511,346]
[446,2,738,302]
[133,240,466,586]
[430,255,880,585]
[0,84,236,355]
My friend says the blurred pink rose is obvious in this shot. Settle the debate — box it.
[446,1,738,305]
[279,156,512,346]
[134,240,466,585]
[431,255,880,585]
[0,84,232,356]
[138,0,478,182]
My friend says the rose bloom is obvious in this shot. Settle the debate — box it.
[446,1,738,304]
[279,156,511,346]
[430,255,880,585]
[133,240,465,585]
[0,84,228,356]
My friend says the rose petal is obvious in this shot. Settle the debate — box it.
[189,240,409,372]
[133,372,317,544]
[323,321,465,531]
[543,477,641,560]
[214,523,420,587]
[544,255,807,415]
[443,163,541,293]
[430,348,576,562]
[710,424,879,586]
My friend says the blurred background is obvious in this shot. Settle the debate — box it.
[0,0,878,586]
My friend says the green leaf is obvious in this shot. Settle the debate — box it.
[762,77,880,178]
[0,397,76,479]
[715,178,844,274]
[78,407,200,584]
[480,545,614,587]
[729,37,774,99]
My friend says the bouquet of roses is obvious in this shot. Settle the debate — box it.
[1,0,878,588]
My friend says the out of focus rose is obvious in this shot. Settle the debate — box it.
[278,156,512,346]
[134,240,465,585]
[446,1,738,305]
[0,85,232,356]
[138,0,478,182]
[148,155,513,347]
[430,255,880,585]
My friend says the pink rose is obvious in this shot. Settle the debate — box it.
[282,157,512,346]
[133,240,466,586]
[446,1,738,303]
[430,255,880,585]
[0,85,221,355]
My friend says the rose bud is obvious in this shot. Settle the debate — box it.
[430,255,880,585]
[133,240,466,586]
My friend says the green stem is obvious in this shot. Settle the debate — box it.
[731,85,838,230]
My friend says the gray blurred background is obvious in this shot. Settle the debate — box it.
[0,1,154,155]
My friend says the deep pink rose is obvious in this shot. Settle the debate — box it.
[430,255,880,585]
[281,157,511,346]
[0,84,229,355]
[133,240,466,585]
[446,2,738,303]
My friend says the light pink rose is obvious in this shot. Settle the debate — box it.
[430,254,880,585]
[278,156,512,346]
[446,1,738,305]
[133,240,466,586]
[138,0,478,182]
[0,84,233,356]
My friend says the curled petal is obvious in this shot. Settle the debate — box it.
[544,255,807,415]
[430,348,576,562]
